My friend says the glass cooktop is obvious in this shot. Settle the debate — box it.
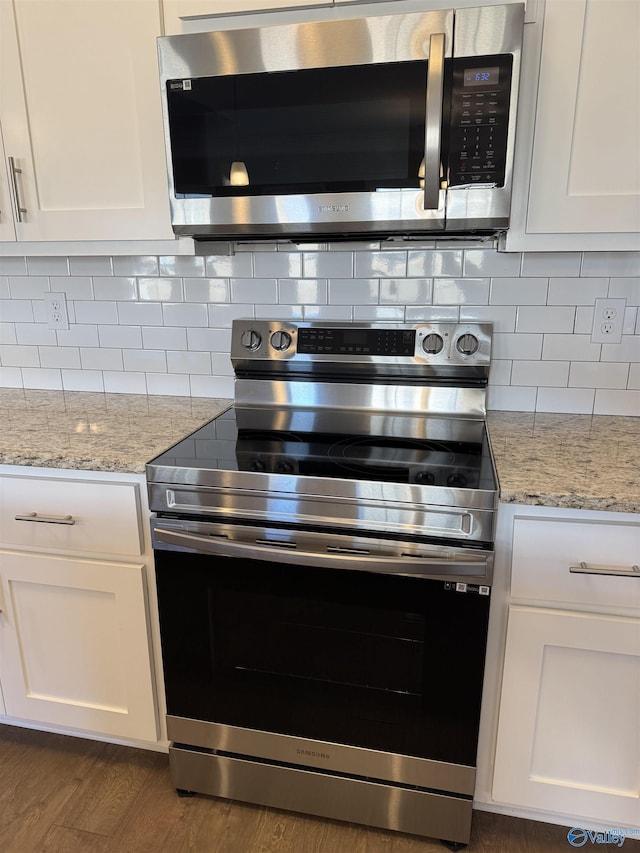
[148,405,497,492]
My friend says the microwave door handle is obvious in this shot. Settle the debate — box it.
[423,32,446,210]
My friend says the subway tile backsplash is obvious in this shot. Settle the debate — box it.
[0,246,639,415]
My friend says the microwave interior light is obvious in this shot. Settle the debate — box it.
[230,161,250,186]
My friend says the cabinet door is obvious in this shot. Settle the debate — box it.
[0,550,157,742]
[493,605,640,827]
[163,0,332,35]
[0,0,172,241]
[507,0,640,250]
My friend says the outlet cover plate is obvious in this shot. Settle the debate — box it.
[44,292,70,330]
[590,298,626,344]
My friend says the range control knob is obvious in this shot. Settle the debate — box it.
[270,330,292,352]
[456,333,479,356]
[422,333,445,355]
[240,329,262,351]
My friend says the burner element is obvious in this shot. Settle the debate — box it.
[414,471,437,485]
[447,472,469,487]
[330,436,456,468]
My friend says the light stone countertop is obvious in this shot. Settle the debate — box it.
[487,411,640,514]
[0,388,231,475]
[0,389,638,514]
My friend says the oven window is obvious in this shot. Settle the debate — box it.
[166,61,428,197]
[155,551,490,766]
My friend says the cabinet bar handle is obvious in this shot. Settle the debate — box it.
[570,561,640,578]
[8,156,27,222]
[14,512,76,525]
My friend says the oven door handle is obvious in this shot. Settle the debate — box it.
[153,526,489,579]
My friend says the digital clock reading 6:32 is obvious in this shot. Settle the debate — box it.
[463,66,500,86]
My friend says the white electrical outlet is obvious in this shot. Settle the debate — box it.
[590,298,626,344]
[44,292,69,330]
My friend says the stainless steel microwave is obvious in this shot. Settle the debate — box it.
[157,4,524,242]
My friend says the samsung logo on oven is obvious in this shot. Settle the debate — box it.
[297,748,330,760]
[318,204,349,214]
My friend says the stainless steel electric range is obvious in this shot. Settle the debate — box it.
[146,319,498,849]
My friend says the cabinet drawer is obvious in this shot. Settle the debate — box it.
[0,476,143,556]
[511,517,640,611]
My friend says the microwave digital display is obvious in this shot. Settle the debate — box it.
[463,66,500,86]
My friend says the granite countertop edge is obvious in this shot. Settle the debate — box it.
[0,391,638,515]
[0,453,150,476]
[496,491,639,515]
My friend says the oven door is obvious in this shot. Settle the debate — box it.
[152,517,491,793]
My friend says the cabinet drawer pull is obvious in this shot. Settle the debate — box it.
[8,156,27,223]
[570,561,640,578]
[14,512,76,525]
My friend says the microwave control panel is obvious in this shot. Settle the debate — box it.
[447,55,513,189]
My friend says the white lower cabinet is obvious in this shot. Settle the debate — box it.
[491,506,640,830]
[0,468,159,745]
[0,550,156,742]
[493,605,640,826]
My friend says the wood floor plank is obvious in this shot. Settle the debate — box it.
[293,813,378,853]
[175,797,271,853]
[109,754,220,853]
[364,823,445,853]
[237,807,358,853]
[247,809,302,853]
[471,810,640,853]
[0,726,105,853]
[1,725,638,853]
[57,742,163,837]
[40,824,114,853]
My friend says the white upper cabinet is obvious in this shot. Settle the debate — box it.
[0,0,173,242]
[505,0,640,251]
[163,0,331,34]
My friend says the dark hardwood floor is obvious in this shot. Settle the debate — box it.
[0,724,636,853]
